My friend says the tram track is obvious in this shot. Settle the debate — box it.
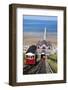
[23,60,53,74]
[23,61,40,74]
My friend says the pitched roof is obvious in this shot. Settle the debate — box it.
[36,40,52,47]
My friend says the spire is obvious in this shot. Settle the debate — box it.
[44,27,46,40]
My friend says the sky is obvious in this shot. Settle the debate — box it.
[23,15,57,33]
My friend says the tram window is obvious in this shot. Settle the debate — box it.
[31,56,32,59]
[28,56,31,58]
[32,56,34,59]
[32,56,34,58]
[31,56,34,59]
[26,56,31,58]
[26,55,28,58]
[42,47,46,49]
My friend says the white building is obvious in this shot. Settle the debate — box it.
[36,27,57,56]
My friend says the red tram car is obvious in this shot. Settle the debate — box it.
[25,52,36,64]
[25,45,37,65]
